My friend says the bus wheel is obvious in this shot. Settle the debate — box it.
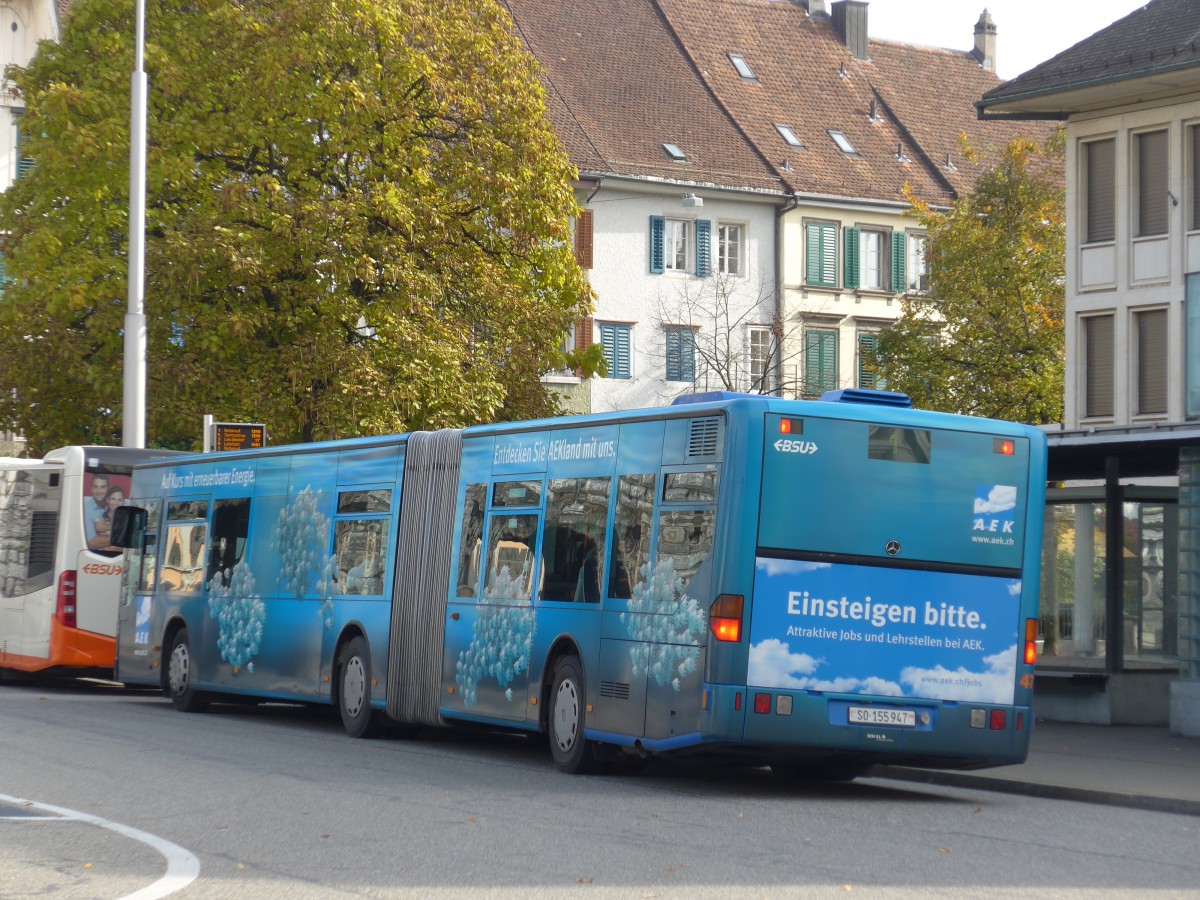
[166,628,209,713]
[336,636,382,739]
[549,654,602,774]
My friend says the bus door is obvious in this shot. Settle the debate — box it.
[596,415,722,742]
[445,477,541,723]
[116,500,163,681]
[75,460,135,638]
[0,462,60,665]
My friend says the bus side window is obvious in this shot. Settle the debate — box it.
[334,519,388,595]
[135,501,162,594]
[609,474,655,600]
[207,498,251,589]
[540,477,611,604]
[657,510,715,587]
[455,484,486,597]
[484,514,537,601]
[163,500,209,593]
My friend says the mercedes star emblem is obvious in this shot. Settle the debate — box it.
[885,540,901,556]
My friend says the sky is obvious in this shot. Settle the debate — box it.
[865,0,1151,80]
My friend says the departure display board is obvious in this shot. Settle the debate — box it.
[212,423,266,452]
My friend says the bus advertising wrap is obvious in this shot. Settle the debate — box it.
[748,558,1020,705]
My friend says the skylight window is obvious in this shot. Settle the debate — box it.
[663,143,687,161]
[775,123,804,148]
[828,130,858,155]
[728,53,757,82]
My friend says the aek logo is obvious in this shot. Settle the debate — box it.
[773,438,818,455]
[973,484,1017,535]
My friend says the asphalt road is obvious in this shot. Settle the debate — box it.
[1,680,1197,899]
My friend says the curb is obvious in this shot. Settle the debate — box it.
[874,766,1200,817]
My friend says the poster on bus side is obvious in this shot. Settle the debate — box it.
[747,558,1021,705]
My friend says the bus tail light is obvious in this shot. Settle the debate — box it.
[709,594,744,643]
[1024,617,1038,665]
[56,571,77,629]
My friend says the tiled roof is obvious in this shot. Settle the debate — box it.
[506,0,1050,206]
[500,0,784,193]
[982,0,1200,107]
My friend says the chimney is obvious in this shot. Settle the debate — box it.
[801,0,830,15]
[973,8,997,71]
[831,1,869,61]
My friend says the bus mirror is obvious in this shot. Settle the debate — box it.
[109,506,147,549]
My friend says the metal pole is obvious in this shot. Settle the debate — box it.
[123,0,147,448]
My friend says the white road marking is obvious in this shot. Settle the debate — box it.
[0,792,200,899]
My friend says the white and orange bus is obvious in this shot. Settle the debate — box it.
[0,445,182,678]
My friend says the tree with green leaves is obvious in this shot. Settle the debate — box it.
[0,0,598,455]
[873,134,1065,425]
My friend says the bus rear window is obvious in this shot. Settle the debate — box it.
[868,426,931,464]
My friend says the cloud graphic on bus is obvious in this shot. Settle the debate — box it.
[207,560,265,673]
[899,645,1017,704]
[275,487,330,598]
[974,485,1017,515]
[455,562,536,707]
[748,638,906,695]
[621,558,706,691]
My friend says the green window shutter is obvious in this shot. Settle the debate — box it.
[14,115,33,179]
[649,216,665,274]
[805,329,837,394]
[805,223,836,288]
[858,332,878,388]
[890,232,905,293]
[843,227,860,290]
[695,220,711,278]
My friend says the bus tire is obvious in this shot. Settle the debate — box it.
[166,627,209,713]
[336,636,382,739]
[548,654,603,774]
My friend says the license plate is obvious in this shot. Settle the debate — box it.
[848,706,916,727]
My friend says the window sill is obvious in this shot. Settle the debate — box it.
[541,373,582,385]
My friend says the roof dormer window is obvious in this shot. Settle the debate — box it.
[662,143,687,162]
[728,53,757,82]
[775,123,804,148]
[828,130,858,156]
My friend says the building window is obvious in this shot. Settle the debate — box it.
[599,322,631,380]
[1083,314,1114,418]
[663,143,687,161]
[1135,308,1167,416]
[1191,125,1200,232]
[828,130,857,155]
[804,221,837,288]
[859,229,883,289]
[748,326,773,392]
[664,218,688,272]
[775,123,803,147]
[906,232,928,292]
[857,332,881,389]
[844,227,897,291]
[664,327,696,382]
[804,328,838,396]
[1084,139,1115,244]
[728,53,757,82]
[1136,130,1168,238]
[717,224,742,276]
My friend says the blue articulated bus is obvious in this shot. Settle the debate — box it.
[114,390,1047,776]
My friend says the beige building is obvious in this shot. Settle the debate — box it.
[980,0,1200,735]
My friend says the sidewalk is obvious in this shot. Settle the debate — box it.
[876,720,1200,815]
